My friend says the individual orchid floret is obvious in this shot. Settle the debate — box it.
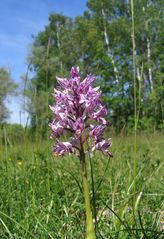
[73,117,85,135]
[71,66,80,78]
[50,66,112,158]
[53,142,73,156]
[50,120,65,137]
[92,139,112,157]
[92,105,107,120]
[89,125,105,141]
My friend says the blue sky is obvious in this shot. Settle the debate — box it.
[0,0,87,125]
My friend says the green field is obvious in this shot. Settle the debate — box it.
[0,132,163,238]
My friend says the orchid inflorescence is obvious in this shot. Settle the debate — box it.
[50,67,112,158]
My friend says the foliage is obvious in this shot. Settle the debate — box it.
[24,0,164,133]
[0,68,17,123]
[0,124,26,146]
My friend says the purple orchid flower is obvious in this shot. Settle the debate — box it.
[92,138,112,157]
[89,125,105,141]
[50,66,112,157]
[50,66,112,239]
[53,142,73,156]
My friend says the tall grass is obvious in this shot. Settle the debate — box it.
[0,130,163,238]
[131,0,137,206]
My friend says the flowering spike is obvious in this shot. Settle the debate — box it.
[50,66,112,157]
[50,66,112,239]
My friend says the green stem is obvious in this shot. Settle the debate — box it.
[80,149,96,239]
[131,0,137,203]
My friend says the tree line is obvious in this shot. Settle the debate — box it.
[1,0,164,133]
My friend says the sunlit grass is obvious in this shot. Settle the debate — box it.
[0,132,163,238]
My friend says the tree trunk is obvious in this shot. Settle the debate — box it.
[56,21,63,73]
[147,37,153,91]
[101,8,119,84]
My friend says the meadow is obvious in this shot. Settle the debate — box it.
[0,130,163,238]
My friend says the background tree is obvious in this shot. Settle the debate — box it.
[25,0,164,133]
[0,68,17,123]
